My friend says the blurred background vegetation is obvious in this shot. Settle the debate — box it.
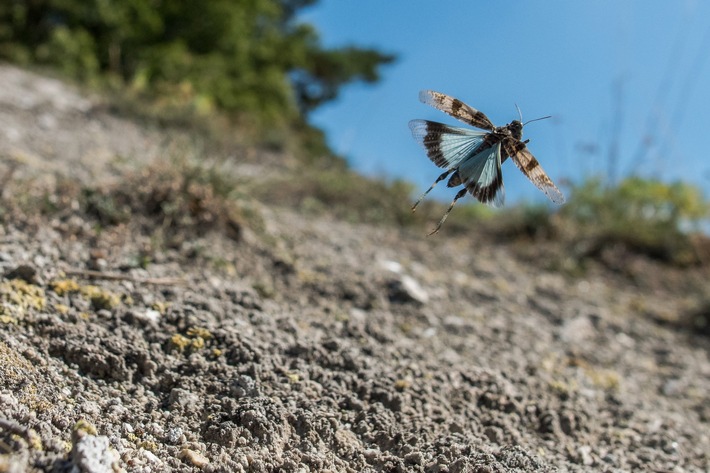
[0,0,393,146]
[1,0,709,267]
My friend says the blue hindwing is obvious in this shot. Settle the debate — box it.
[456,142,505,207]
[409,120,488,170]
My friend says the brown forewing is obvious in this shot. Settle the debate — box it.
[420,90,495,131]
[504,139,565,204]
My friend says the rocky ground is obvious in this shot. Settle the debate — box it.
[0,63,708,472]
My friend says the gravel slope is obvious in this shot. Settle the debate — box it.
[0,64,708,472]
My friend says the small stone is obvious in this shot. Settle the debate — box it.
[560,315,594,344]
[165,427,184,445]
[577,445,594,466]
[131,308,161,325]
[168,388,200,412]
[388,275,429,304]
[179,448,209,467]
[4,264,38,283]
[404,451,424,465]
[379,260,403,273]
[142,449,160,464]
[71,434,119,473]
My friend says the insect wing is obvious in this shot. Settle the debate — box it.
[457,142,505,207]
[504,139,565,204]
[419,90,495,130]
[409,119,488,170]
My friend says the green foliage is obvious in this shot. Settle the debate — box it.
[559,176,710,264]
[562,176,707,231]
[0,0,394,127]
[292,46,394,113]
[480,175,709,266]
[42,26,101,81]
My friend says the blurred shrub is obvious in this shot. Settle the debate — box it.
[561,176,707,232]
[684,299,710,337]
[252,164,421,226]
[83,156,250,242]
[480,175,709,266]
[484,203,556,241]
[436,201,495,235]
[559,176,708,263]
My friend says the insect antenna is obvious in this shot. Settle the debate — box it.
[523,115,552,126]
[412,170,451,212]
[516,103,551,126]
[428,188,467,236]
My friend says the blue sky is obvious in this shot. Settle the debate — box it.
[300,0,710,205]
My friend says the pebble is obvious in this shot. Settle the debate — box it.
[71,434,119,473]
[179,448,209,467]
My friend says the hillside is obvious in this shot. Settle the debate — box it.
[0,64,708,472]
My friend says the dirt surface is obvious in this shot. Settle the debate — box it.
[0,63,709,472]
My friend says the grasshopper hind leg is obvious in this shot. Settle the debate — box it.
[412,169,452,212]
[428,187,467,236]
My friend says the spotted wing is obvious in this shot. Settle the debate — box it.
[409,119,488,170]
[504,139,565,204]
[456,142,504,207]
[419,90,495,131]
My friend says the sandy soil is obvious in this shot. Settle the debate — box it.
[0,64,708,472]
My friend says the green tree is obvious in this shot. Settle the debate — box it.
[0,0,394,125]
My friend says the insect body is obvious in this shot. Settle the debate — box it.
[409,90,565,234]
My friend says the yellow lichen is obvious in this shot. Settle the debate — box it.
[80,285,120,310]
[394,379,411,391]
[0,279,47,318]
[0,315,17,324]
[138,441,158,452]
[190,336,205,350]
[585,368,621,391]
[27,429,42,451]
[50,279,81,296]
[548,379,578,394]
[186,327,212,339]
[171,328,211,353]
[567,356,621,391]
[286,372,300,383]
[54,304,70,315]
[170,334,192,351]
[152,301,170,314]
[53,280,126,311]
[73,419,98,437]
